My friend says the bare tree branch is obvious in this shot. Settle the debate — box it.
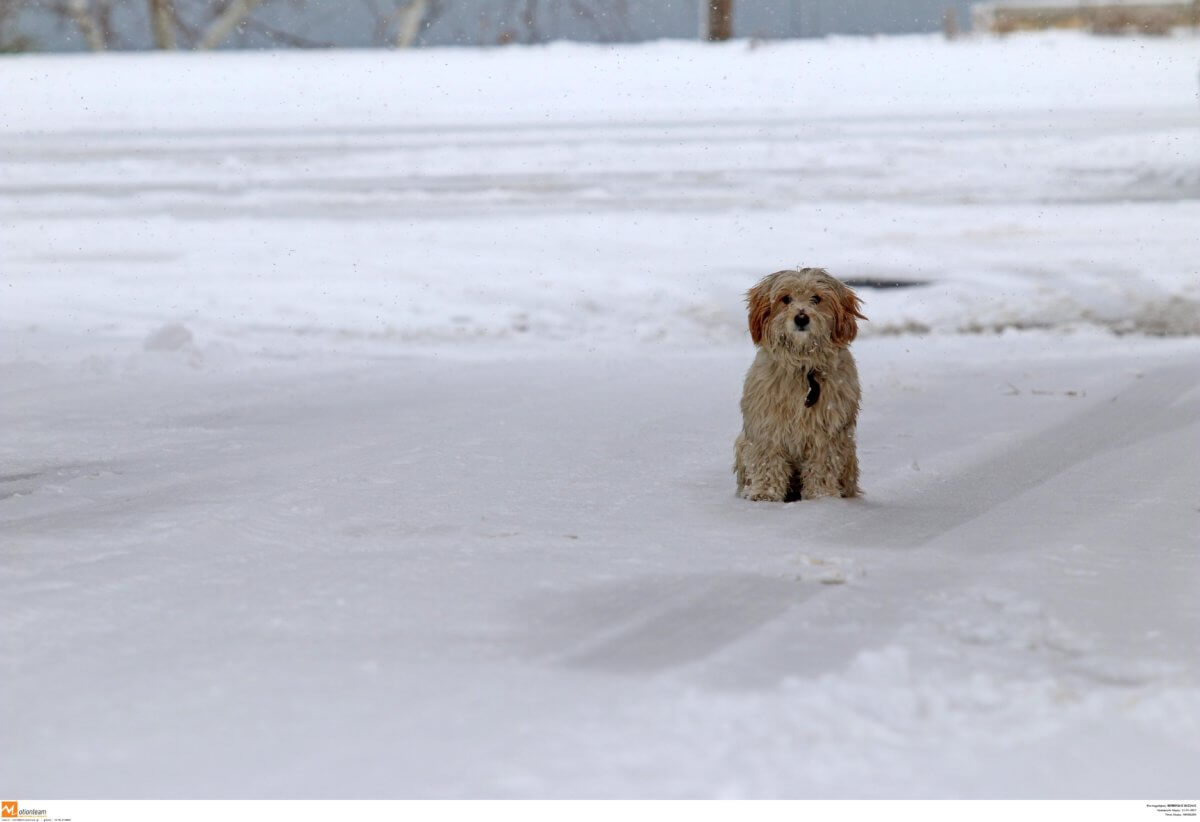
[196,0,266,49]
[66,0,107,50]
[392,0,427,47]
[96,0,122,47]
[168,1,202,48]
[149,0,177,48]
[0,0,34,51]
[362,0,444,48]
[243,16,333,48]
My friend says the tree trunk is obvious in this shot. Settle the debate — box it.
[702,0,732,41]
[392,0,428,47]
[67,0,107,50]
[196,0,265,49]
[149,0,176,49]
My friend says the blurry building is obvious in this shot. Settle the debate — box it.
[971,0,1199,34]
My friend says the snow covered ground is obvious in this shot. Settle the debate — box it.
[1,32,1198,798]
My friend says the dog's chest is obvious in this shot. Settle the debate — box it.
[779,372,836,424]
[742,360,856,435]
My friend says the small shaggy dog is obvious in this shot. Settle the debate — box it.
[734,268,867,502]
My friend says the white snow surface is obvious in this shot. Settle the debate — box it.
[2,32,1199,798]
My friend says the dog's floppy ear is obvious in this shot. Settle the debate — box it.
[746,279,774,345]
[831,286,867,346]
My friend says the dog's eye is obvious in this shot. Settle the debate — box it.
[811,295,822,305]
[780,295,792,305]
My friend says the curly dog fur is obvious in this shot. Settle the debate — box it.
[734,268,867,502]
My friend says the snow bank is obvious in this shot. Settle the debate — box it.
[3,32,1199,362]
[4,32,1199,133]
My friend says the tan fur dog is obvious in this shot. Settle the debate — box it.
[734,268,867,502]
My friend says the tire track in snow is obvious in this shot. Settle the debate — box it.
[516,573,815,674]
[511,364,1199,679]
[821,364,1199,551]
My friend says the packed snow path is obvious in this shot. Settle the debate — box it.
[3,337,1198,797]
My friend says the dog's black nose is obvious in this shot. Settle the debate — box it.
[794,312,809,330]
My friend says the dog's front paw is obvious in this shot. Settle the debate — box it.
[745,486,785,502]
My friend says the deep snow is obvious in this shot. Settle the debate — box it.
[1,32,1199,798]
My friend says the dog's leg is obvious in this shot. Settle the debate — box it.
[837,424,861,498]
[737,438,792,502]
[799,441,841,500]
[733,434,748,495]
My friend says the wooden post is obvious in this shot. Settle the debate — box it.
[703,0,733,41]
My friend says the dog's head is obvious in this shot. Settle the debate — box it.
[746,268,866,355]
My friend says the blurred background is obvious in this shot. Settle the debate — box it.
[4,0,1197,52]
